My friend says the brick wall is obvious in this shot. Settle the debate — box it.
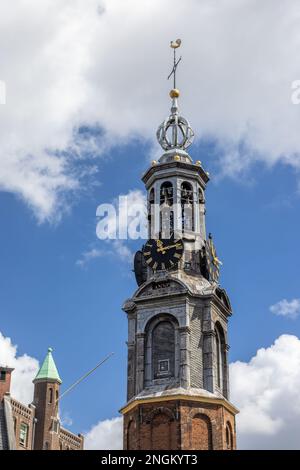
[123,398,237,450]
[0,368,13,401]
[11,398,35,450]
[33,380,60,450]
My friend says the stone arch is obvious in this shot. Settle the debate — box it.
[149,187,155,205]
[190,413,213,450]
[215,321,227,397]
[198,187,205,204]
[149,409,174,450]
[145,406,176,423]
[225,421,233,450]
[126,418,137,450]
[144,313,180,387]
[160,181,173,205]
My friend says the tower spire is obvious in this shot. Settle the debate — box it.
[156,39,194,157]
[33,347,62,384]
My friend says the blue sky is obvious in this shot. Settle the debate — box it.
[1,135,300,437]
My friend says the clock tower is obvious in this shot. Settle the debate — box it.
[120,41,238,450]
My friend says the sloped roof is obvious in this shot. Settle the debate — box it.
[33,347,62,384]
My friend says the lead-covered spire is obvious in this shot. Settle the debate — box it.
[156,39,194,158]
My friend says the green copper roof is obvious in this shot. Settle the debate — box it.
[33,347,62,384]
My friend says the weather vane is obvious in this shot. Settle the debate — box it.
[167,39,182,89]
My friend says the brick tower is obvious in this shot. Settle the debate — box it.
[120,41,238,450]
[33,347,62,450]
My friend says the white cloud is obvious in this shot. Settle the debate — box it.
[2,1,300,221]
[77,189,146,267]
[84,417,123,450]
[76,247,107,267]
[231,334,300,449]
[0,331,39,405]
[270,298,300,319]
[76,241,133,267]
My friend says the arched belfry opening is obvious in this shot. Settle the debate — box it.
[181,181,194,232]
[215,322,228,398]
[144,314,179,388]
[160,181,174,238]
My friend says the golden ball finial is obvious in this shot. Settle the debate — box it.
[174,155,180,161]
[195,160,202,166]
[151,160,157,166]
[170,39,182,49]
[170,88,180,99]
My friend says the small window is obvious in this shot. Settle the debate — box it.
[0,370,6,381]
[19,423,28,447]
[52,419,59,433]
[158,359,170,375]
[49,387,53,404]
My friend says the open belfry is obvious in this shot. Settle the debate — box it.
[121,40,238,450]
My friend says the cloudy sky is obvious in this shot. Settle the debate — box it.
[1,0,300,449]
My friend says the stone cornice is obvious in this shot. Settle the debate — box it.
[120,393,239,416]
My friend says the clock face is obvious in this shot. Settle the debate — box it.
[143,238,184,271]
[206,236,221,282]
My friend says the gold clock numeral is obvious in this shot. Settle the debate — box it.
[152,262,158,270]
[146,257,153,264]
[144,251,151,256]
[170,260,174,266]
[174,253,181,259]
[161,262,166,270]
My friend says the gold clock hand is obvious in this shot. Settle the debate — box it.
[157,243,182,253]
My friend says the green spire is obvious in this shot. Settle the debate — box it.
[33,347,62,384]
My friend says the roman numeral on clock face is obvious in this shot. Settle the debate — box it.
[142,238,184,271]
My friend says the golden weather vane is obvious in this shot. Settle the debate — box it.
[167,39,182,89]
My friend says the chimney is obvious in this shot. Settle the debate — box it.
[0,367,14,401]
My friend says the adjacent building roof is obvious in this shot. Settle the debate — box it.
[33,347,62,384]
